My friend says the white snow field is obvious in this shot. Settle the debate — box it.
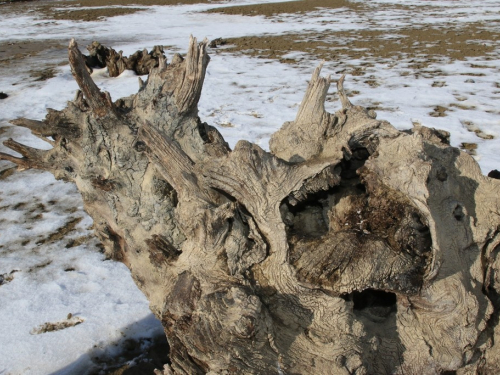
[0,0,500,373]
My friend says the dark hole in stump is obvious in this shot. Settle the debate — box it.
[453,204,465,221]
[351,289,397,310]
[341,289,398,319]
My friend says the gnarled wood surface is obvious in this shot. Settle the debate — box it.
[2,37,500,374]
[84,41,167,77]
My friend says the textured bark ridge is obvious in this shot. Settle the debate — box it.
[2,37,500,374]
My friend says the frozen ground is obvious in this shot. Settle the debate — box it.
[0,0,500,374]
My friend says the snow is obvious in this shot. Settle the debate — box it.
[1,0,500,373]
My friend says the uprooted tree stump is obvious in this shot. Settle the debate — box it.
[84,41,167,77]
[2,37,500,374]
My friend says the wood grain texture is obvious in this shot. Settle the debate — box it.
[2,38,500,374]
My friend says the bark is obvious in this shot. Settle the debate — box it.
[2,37,500,375]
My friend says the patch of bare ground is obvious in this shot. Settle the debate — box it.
[206,0,353,17]
[0,0,216,21]
[461,120,495,140]
[35,217,83,245]
[0,40,66,65]
[429,105,448,117]
[1,0,215,22]
[460,142,478,155]
[66,0,212,6]
[48,7,145,22]
[215,25,500,67]
[204,0,500,69]
[30,314,85,334]
[87,335,170,375]
[29,66,56,81]
[65,234,95,248]
[0,0,212,69]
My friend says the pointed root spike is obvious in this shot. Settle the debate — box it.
[68,38,114,117]
[337,74,352,110]
[174,36,210,114]
[158,54,167,72]
[9,118,49,136]
[3,139,44,159]
[311,61,325,82]
[0,152,29,169]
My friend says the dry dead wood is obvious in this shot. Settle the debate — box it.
[2,37,500,374]
[84,41,166,77]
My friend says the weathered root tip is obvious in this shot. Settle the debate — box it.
[337,74,352,110]
[292,62,332,129]
[9,118,52,137]
[311,61,325,82]
[4,138,42,159]
[69,38,77,49]
[0,151,27,169]
[174,36,210,114]
[0,139,49,170]
[158,54,167,72]
[68,39,115,117]
[189,34,196,47]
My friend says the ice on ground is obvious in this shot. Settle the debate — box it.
[1,0,500,373]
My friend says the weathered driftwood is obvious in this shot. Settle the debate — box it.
[84,41,166,77]
[2,37,500,374]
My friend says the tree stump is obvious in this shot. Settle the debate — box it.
[84,41,166,77]
[2,37,500,374]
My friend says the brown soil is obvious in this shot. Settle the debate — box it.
[205,1,500,68]
[49,7,145,22]
[3,0,497,69]
[0,0,213,66]
[460,142,478,155]
[217,25,499,67]
[2,0,214,22]
[90,335,170,375]
[206,0,353,17]
[35,217,83,245]
[66,0,210,5]
[0,39,66,64]
[30,67,56,81]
